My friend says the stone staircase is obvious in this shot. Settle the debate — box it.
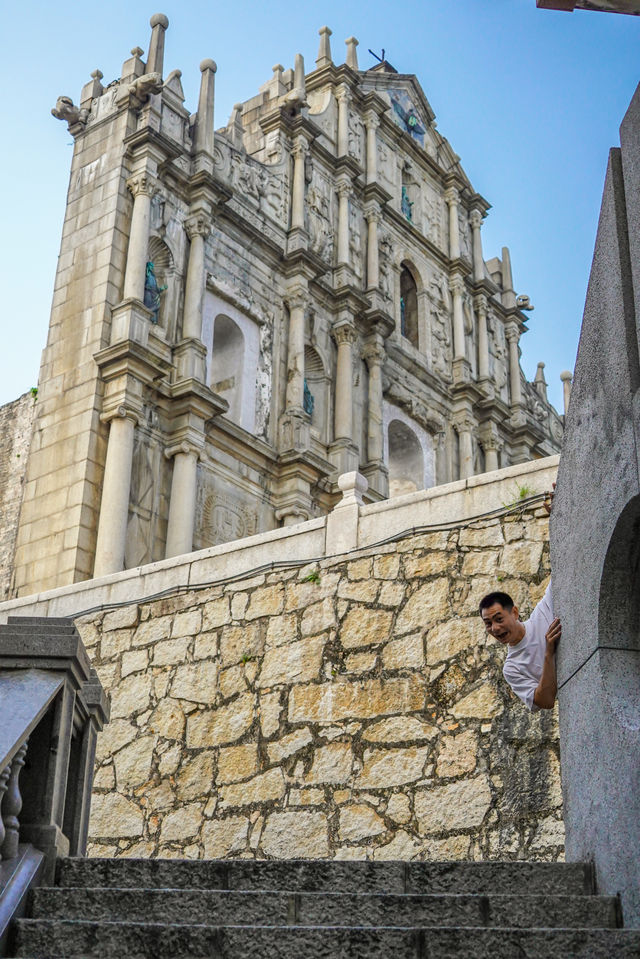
[6,857,640,957]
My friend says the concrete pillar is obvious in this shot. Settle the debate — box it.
[505,322,523,407]
[337,176,351,264]
[333,321,357,441]
[445,187,461,261]
[345,36,359,70]
[561,369,573,416]
[365,205,380,288]
[364,111,379,184]
[94,407,138,577]
[291,137,307,232]
[194,59,217,160]
[363,336,385,462]
[316,26,333,68]
[449,276,466,360]
[123,173,155,302]
[145,13,169,76]
[470,208,485,281]
[165,444,199,558]
[285,287,308,410]
[182,212,210,340]
[475,293,490,380]
[337,85,349,157]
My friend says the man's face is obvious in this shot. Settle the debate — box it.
[481,602,522,646]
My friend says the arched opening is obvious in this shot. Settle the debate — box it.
[388,419,424,497]
[400,264,419,349]
[211,315,245,426]
[598,496,640,730]
[304,345,329,443]
[146,236,174,330]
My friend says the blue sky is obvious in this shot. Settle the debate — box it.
[1,0,639,411]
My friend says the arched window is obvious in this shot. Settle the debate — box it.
[388,419,424,497]
[211,315,245,426]
[400,264,419,349]
[304,345,329,443]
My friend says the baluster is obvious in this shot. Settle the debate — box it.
[0,765,10,859]
[0,742,27,860]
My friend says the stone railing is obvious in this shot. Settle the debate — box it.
[0,617,108,953]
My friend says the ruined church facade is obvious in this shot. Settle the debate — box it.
[7,15,563,598]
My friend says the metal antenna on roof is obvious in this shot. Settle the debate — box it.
[368,48,385,63]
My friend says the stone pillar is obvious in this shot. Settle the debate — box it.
[337,176,351,265]
[145,13,169,76]
[285,287,308,411]
[333,321,357,441]
[364,111,379,184]
[316,26,332,68]
[123,172,155,302]
[445,187,461,261]
[182,212,210,341]
[291,137,307,232]
[505,322,523,407]
[561,369,573,415]
[345,36,359,70]
[365,205,381,289]
[363,336,385,463]
[194,59,217,164]
[94,407,138,577]
[326,471,368,554]
[470,208,485,281]
[337,85,349,157]
[475,293,490,380]
[534,362,548,401]
[455,415,474,480]
[480,423,502,473]
[165,443,199,558]
[449,276,466,360]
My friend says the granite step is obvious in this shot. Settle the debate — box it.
[54,857,595,896]
[29,887,620,929]
[10,919,640,959]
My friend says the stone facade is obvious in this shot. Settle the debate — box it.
[3,15,564,601]
[0,392,36,601]
[73,497,562,862]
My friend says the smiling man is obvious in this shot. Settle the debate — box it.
[479,584,562,710]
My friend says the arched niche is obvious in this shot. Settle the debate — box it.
[304,345,330,444]
[598,496,640,730]
[202,293,261,434]
[147,236,175,333]
[387,419,424,498]
[400,263,419,349]
[211,314,246,427]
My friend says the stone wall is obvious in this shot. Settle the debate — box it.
[0,392,35,601]
[76,498,562,862]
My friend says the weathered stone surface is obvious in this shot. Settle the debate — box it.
[109,673,153,719]
[259,691,282,737]
[452,684,502,719]
[171,609,202,637]
[257,635,325,687]
[89,793,144,838]
[151,637,190,667]
[245,584,284,620]
[95,719,138,764]
[337,578,380,603]
[260,810,329,858]
[120,648,148,677]
[426,618,479,664]
[382,633,424,669]
[373,829,423,860]
[362,716,437,743]
[220,623,263,666]
[394,579,450,635]
[339,607,393,649]
[415,777,493,833]
[304,742,353,784]
[267,727,313,763]
[160,803,202,842]
[301,598,335,636]
[171,662,219,704]
[176,751,215,801]
[339,804,386,841]
[132,616,173,648]
[217,743,259,783]
[378,581,406,607]
[373,553,400,579]
[499,540,544,575]
[403,552,452,578]
[459,524,504,548]
[113,736,155,789]
[103,606,139,631]
[186,694,255,747]
[265,613,297,647]
[345,650,377,674]
[385,792,412,823]
[357,746,430,789]
[202,597,231,630]
[289,677,424,723]
[220,768,285,808]
[202,816,249,858]
[436,730,478,777]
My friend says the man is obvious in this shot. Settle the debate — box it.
[479,490,561,710]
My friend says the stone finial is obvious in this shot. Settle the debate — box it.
[284,53,307,111]
[560,370,573,416]
[80,69,104,108]
[194,58,216,160]
[121,47,145,85]
[345,36,359,71]
[146,13,169,77]
[534,362,548,401]
[501,246,517,309]
[337,471,368,508]
[316,26,333,68]
[227,103,245,149]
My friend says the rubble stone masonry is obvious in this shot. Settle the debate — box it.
[76,498,562,863]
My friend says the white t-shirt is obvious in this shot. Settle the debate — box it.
[502,582,554,712]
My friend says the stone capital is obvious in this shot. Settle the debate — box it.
[449,275,465,298]
[164,441,201,461]
[504,321,520,343]
[453,412,475,434]
[100,404,139,426]
[362,336,386,368]
[126,172,156,199]
[444,186,460,207]
[363,110,380,131]
[363,203,382,224]
[332,321,358,347]
[292,137,308,160]
[336,177,352,199]
[473,293,488,315]
[478,423,502,451]
[336,84,350,105]
[184,211,211,241]
[284,285,309,313]
[469,209,484,230]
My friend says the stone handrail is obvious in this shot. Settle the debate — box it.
[0,617,108,954]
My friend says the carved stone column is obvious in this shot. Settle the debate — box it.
[364,110,379,184]
[363,335,385,463]
[146,12,169,76]
[449,275,466,360]
[337,85,349,157]
[454,413,475,480]
[165,443,200,558]
[505,321,523,407]
[182,212,211,341]
[291,137,308,233]
[445,186,461,261]
[123,172,156,302]
[474,292,490,381]
[480,423,502,473]
[337,176,351,265]
[94,406,138,577]
[333,321,357,441]
[365,204,381,289]
[345,36,359,70]
[193,58,217,173]
[470,208,485,282]
[285,286,308,411]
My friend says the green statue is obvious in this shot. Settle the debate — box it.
[143,261,167,324]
